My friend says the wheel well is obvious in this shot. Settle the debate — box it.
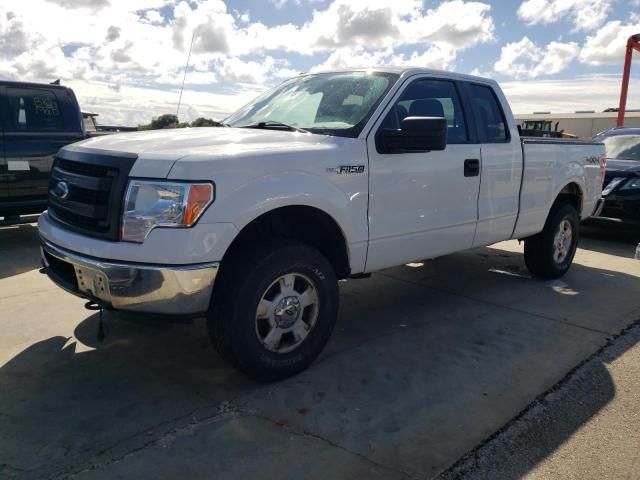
[555,183,583,216]
[221,206,351,279]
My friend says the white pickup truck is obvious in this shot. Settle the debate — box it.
[39,67,605,381]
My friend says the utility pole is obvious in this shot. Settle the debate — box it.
[617,34,640,128]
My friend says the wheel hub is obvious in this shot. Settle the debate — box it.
[255,272,320,354]
[553,219,573,263]
[274,296,301,328]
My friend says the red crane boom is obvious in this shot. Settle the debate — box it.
[617,34,640,128]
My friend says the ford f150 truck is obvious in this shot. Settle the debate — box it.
[39,68,605,381]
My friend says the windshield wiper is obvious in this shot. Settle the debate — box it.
[240,121,310,134]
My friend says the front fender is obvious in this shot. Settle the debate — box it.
[199,172,369,272]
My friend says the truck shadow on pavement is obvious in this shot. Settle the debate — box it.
[1,241,639,479]
[0,223,41,280]
[580,221,639,259]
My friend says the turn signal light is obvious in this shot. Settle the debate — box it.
[185,184,214,226]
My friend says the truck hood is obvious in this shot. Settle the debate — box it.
[605,159,640,177]
[71,126,330,156]
[63,127,333,178]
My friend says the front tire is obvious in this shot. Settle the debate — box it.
[208,240,339,382]
[524,202,579,279]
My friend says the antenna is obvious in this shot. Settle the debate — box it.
[176,31,195,121]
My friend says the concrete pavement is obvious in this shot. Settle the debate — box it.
[442,322,640,480]
[0,222,639,479]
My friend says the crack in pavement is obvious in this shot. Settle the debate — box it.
[246,410,420,480]
[46,401,242,480]
[0,288,55,301]
[49,399,417,480]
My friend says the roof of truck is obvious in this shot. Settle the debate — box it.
[307,66,496,84]
[0,80,71,90]
[596,127,640,137]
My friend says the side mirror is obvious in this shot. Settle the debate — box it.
[377,116,448,154]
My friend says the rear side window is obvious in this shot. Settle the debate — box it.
[6,87,78,132]
[469,84,508,143]
[381,79,469,144]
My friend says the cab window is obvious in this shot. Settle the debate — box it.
[7,88,64,131]
[380,79,468,143]
[469,84,508,143]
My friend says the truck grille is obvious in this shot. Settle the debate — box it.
[48,148,137,241]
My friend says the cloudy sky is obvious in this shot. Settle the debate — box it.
[2,0,640,126]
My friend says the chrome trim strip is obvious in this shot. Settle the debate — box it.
[40,237,218,315]
[592,197,605,217]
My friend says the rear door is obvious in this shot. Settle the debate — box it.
[4,86,84,204]
[464,82,522,247]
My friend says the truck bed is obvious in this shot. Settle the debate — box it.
[513,137,604,239]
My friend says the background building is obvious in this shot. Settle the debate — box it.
[514,111,640,138]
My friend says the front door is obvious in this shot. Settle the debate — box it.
[366,76,481,271]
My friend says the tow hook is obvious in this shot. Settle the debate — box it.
[85,301,108,342]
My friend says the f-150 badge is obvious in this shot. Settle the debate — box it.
[327,165,365,174]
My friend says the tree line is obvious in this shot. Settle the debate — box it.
[138,114,224,130]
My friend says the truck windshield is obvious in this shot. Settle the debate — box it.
[224,72,398,138]
[596,135,640,161]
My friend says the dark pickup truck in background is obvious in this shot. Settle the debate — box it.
[593,127,640,225]
[0,81,85,219]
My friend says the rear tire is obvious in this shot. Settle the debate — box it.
[208,239,339,382]
[524,202,579,279]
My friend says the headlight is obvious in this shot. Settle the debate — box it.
[621,177,640,190]
[602,177,626,196]
[121,180,214,243]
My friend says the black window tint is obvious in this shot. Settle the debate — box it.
[469,84,508,143]
[55,90,82,131]
[7,88,64,131]
[599,135,640,161]
[381,79,468,143]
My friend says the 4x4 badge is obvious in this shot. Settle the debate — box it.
[327,165,365,174]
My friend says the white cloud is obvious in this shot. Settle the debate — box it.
[269,0,327,8]
[0,12,31,59]
[310,47,395,72]
[0,0,496,85]
[141,10,164,25]
[580,21,640,65]
[392,45,459,71]
[43,0,110,10]
[242,0,494,55]
[517,0,611,32]
[70,80,264,125]
[494,37,578,79]
[0,0,497,124]
[310,43,458,73]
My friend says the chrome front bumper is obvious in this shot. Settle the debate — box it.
[40,238,219,315]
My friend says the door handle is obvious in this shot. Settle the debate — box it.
[464,159,480,177]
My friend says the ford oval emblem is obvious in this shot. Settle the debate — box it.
[55,180,70,200]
